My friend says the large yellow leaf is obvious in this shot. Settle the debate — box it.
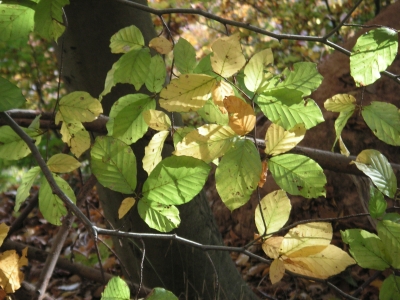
[283,245,355,279]
[60,120,90,158]
[280,222,332,256]
[211,80,233,113]
[223,96,256,135]
[118,197,136,219]
[262,236,284,259]
[159,74,216,112]
[143,109,171,131]
[211,33,246,77]
[244,48,274,93]
[0,247,28,293]
[47,153,81,173]
[174,124,237,163]
[143,130,169,175]
[149,36,173,54]
[270,258,285,284]
[0,223,9,246]
[265,123,306,156]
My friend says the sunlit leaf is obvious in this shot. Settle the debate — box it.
[110,25,144,53]
[350,28,398,86]
[369,186,386,219]
[91,136,137,194]
[262,237,283,259]
[143,109,171,131]
[145,287,178,300]
[261,87,303,106]
[255,190,291,237]
[0,247,28,293]
[174,37,196,74]
[0,126,39,160]
[118,197,136,219]
[265,123,305,156]
[145,55,166,93]
[223,96,256,135]
[143,130,169,175]
[269,154,326,198]
[0,76,26,111]
[362,102,400,146]
[102,276,129,300]
[149,36,173,54]
[211,33,246,77]
[244,48,273,93]
[324,94,356,112]
[332,109,355,150]
[216,139,261,211]
[0,223,9,246]
[174,124,237,163]
[270,258,285,284]
[377,220,400,268]
[338,136,350,157]
[59,120,90,158]
[198,98,229,125]
[47,154,81,173]
[211,80,234,113]
[34,0,68,41]
[380,275,400,300]
[15,167,41,211]
[159,74,216,112]
[138,198,180,233]
[173,126,195,148]
[352,149,397,198]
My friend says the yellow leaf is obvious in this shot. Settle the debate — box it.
[0,247,28,293]
[143,130,169,175]
[223,96,255,135]
[0,224,9,247]
[244,48,274,93]
[270,258,285,284]
[143,109,171,131]
[60,120,90,158]
[47,154,81,173]
[174,124,237,163]
[149,36,173,54]
[265,123,306,156]
[159,74,216,112]
[262,236,283,259]
[211,81,233,113]
[324,94,356,112]
[283,245,356,279]
[339,136,350,157]
[118,197,136,219]
[280,222,332,256]
[211,33,246,77]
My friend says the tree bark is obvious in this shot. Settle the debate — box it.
[57,1,258,299]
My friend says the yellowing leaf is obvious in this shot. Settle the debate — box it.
[0,247,28,293]
[0,223,9,246]
[118,197,136,219]
[159,74,216,112]
[59,120,90,158]
[47,154,81,173]
[143,131,169,175]
[262,237,284,259]
[174,124,237,163]
[324,94,356,112]
[109,25,144,53]
[244,48,274,93]
[280,222,332,256]
[223,96,255,135]
[258,160,268,188]
[211,80,234,113]
[339,136,350,157]
[270,258,285,284]
[283,245,355,279]
[211,33,246,77]
[143,109,171,131]
[149,36,173,54]
[265,123,306,156]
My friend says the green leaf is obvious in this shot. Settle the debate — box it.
[28,114,41,130]
[269,154,326,198]
[0,76,26,111]
[332,110,354,150]
[257,95,324,130]
[142,130,169,175]
[146,287,178,300]
[39,174,76,226]
[261,88,304,106]
[34,0,68,41]
[15,166,41,211]
[138,198,180,233]
[159,74,216,112]
[369,186,387,219]
[197,98,229,125]
[362,101,400,146]
[350,28,398,86]
[341,229,391,270]
[255,190,291,237]
[101,277,129,300]
[383,213,400,223]
[174,37,196,74]
[352,149,397,198]
[145,55,166,93]
[91,136,137,194]
[193,54,216,77]
[244,48,273,93]
[107,94,155,144]
[109,25,144,53]
[269,62,323,96]
[173,126,195,148]
[47,153,81,173]
[99,62,117,101]
[0,126,39,160]
[114,48,151,90]
[380,275,400,300]
[216,139,261,211]
[0,3,35,46]
[142,156,211,205]
[377,220,400,268]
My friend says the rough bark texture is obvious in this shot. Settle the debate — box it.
[57,1,258,299]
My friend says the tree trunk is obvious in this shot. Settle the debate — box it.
[57,1,258,299]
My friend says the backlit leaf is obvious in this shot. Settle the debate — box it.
[110,25,144,53]
[262,237,283,259]
[0,76,26,111]
[0,248,28,293]
[102,276,129,300]
[270,258,285,284]
[198,98,229,125]
[118,197,136,219]
[145,55,166,93]
[0,126,38,160]
[34,0,68,41]
[0,4,35,46]
[377,220,400,268]
[332,109,354,150]
[261,87,303,106]
[174,38,197,74]
[59,120,90,158]
[143,109,171,131]
[380,275,400,300]
[265,123,306,156]
[15,167,41,211]
[0,223,9,246]
[143,130,169,175]
[223,96,256,135]
[47,154,81,173]
[244,48,274,93]
[149,36,173,54]
[138,198,180,233]
[338,136,350,157]
[324,94,356,112]
[173,126,195,148]
[211,80,234,113]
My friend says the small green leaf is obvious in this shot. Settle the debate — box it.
[109,25,144,53]
[174,38,197,74]
[101,277,129,300]
[244,48,273,93]
[193,54,216,76]
[0,76,26,111]
[341,229,391,270]
[47,154,81,173]
[99,62,117,101]
[15,166,41,211]
[138,198,180,233]
[369,186,387,219]
[145,55,166,93]
[352,149,397,198]
[255,190,291,237]
[91,136,137,194]
[0,126,37,160]
[114,48,151,90]
[39,174,76,226]
[377,220,400,268]
[269,154,326,198]
[146,287,178,300]
[261,88,303,106]
[28,114,42,130]
[380,275,400,300]
[34,0,68,41]
[197,98,229,125]
[350,28,398,86]
[143,156,211,205]
[362,101,400,146]
[216,139,261,211]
